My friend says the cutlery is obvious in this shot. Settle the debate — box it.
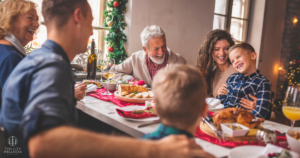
[202,115,228,142]
[108,112,115,114]
[137,120,160,128]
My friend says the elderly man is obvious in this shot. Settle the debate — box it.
[113,25,186,86]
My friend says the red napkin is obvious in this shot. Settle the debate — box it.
[194,111,288,148]
[116,108,157,119]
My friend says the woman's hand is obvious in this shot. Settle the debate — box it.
[217,84,227,97]
[240,94,257,112]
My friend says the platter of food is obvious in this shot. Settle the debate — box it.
[114,84,154,104]
[200,108,265,142]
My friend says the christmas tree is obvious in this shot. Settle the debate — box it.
[103,0,128,64]
[274,46,300,109]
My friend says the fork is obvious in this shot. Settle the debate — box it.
[202,116,228,142]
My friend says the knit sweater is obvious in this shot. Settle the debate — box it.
[111,48,187,87]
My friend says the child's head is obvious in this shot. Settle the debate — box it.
[228,42,257,76]
[152,65,207,130]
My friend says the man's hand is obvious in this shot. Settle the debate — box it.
[240,94,257,112]
[74,82,87,100]
[154,135,215,158]
[217,84,227,97]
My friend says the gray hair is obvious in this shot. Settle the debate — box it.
[140,25,165,49]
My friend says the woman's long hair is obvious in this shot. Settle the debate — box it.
[0,0,37,39]
[196,29,235,94]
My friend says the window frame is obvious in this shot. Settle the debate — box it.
[213,0,251,42]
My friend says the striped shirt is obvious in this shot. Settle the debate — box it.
[218,70,272,119]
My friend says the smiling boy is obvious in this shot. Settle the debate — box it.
[217,42,272,119]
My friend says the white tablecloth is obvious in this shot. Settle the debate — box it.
[76,96,290,158]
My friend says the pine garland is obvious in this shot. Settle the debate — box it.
[103,0,128,64]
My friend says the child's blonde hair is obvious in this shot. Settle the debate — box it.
[228,42,256,55]
[152,65,206,128]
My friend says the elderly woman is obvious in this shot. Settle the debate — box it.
[0,0,86,110]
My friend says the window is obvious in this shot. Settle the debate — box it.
[27,0,108,65]
[213,0,250,42]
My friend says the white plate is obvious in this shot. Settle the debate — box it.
[229,146,264,158]
[208,104,224,111]
[117,105,159,122]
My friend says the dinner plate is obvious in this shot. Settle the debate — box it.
[229,146,264,158]
[208,104,224,111]
[117,106,159,122]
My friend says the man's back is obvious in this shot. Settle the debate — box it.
[0,40,77,157]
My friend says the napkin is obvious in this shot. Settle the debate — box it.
[206,98,221,108]
[86,84,97,93]
[116,108,157,119]
[257,144,299,158]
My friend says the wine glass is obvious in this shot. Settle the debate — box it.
[97,58,104,82]
[282,85,300,129]
[101,58,115,95]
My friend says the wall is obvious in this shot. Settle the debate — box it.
[257,0,287,96]
[124,0,215,66]
[247,0,266,68]
[276,0,300,99]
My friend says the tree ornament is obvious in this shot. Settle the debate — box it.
[108,46,114,52]
[107,20,114,27]
[297,59,300,64]
[291,73,295,77]
[113,1,120,7]
[290,61,295,65]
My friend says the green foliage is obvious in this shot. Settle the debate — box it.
[103,0,128,64]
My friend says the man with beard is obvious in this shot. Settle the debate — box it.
[112,25,186,86]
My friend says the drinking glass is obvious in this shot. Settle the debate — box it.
[282,85,300,129]
[101,58,115,95]
[97,58,105,82]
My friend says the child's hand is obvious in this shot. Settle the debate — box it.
[240,94,257,111]
[217,84,227,97]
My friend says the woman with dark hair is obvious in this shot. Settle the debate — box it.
[196,29,237,98]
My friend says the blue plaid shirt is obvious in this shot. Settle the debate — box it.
[218,70,272,119]
[142,124,194,140]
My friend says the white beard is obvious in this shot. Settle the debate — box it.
[149,53,165,64]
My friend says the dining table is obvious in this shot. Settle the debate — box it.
[76,94,292,158]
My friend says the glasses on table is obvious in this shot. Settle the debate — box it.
[282,85,300,129]
[97,58,105,82]
[101,58,115,95]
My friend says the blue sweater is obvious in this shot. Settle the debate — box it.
[0,44,25,110]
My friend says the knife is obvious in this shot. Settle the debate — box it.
[137,120,160,128]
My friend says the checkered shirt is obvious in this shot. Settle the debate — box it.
[217,70,272,119]
[146,52,169,79]
[142,124,194,140]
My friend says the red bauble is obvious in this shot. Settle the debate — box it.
[108,46,114,52]
[113,1,119,7]
[298,46,300,50]
[297,59,300,64]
